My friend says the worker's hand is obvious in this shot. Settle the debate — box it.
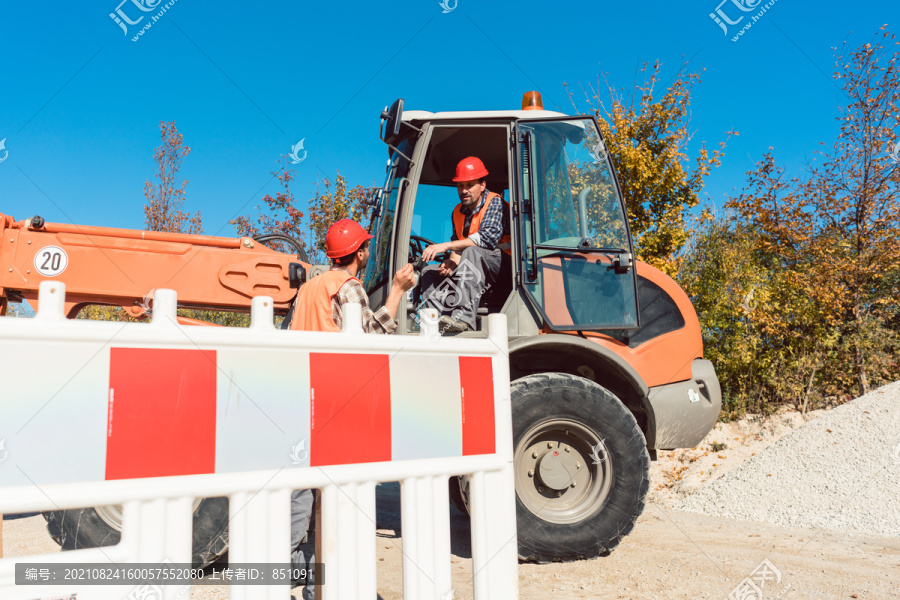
[421,242,450,262]
[437,259,457,277]
[392,263,416,292]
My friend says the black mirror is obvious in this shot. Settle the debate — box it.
[288,263,307,289]
[380,98,404,146]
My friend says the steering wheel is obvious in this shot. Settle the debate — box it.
[408,235,453,313]
[409,234,451,266]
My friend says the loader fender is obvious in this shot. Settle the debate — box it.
[508,334,652,438]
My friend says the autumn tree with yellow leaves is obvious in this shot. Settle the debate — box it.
[681,27,900,415]
[567,62,733,275]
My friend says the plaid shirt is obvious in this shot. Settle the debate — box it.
[450,190,510,250]
[330,267,396,334]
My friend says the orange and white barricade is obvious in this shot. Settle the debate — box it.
[0,282,518,600]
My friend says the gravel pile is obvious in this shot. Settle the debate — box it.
[676,381,900,537]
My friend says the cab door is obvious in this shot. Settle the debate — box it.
[515,117,640,330]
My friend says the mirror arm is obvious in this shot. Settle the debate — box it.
[384,143,415,165]
[378,115,419,165]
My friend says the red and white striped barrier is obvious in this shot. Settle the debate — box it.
[0,282,517,600]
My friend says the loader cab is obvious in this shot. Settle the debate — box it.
[366,99,640,336]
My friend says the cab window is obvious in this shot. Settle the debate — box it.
[410,125,511,248]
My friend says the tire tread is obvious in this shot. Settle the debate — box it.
[512,373,650,563]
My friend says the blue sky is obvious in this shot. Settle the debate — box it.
[0,1,894,237]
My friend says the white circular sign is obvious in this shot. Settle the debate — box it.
[34,246,69,277]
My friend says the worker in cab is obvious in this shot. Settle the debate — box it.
[289,218,416,333]
[420,156,512,333]
[288,218,415,599]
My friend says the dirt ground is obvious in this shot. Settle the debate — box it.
[3,407,899,599]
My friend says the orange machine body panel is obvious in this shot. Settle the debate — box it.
[0,213,304,318]
[538,258,703,389]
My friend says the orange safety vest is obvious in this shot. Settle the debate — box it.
[289,269,358,332]
[452,192,511,256]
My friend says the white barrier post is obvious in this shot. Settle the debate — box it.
[33,280,65,322]
[0,288,518,600]
[250,295,276,331]
[470,314,519,599]
[150,287,178,326]
[341,302,364,336]
[419,307,440,340]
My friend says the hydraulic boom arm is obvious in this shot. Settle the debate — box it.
[0,212,305,319]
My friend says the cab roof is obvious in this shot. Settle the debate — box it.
[401,109,569,122]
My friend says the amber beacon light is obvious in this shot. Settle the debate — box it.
[521,91,543,110]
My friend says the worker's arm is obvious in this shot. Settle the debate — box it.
[421,237,476,262]
[468,196,506,250]
[422,196,506,264]
[336,280,396,334]
[439,251,462,276]
[381,264,416,322]
[335,266,415,334]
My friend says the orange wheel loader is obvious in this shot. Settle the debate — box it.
[0,92,720,566]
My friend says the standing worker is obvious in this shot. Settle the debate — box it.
[288,218,415,599]
[420,156,512,333]
[289,218,416,334]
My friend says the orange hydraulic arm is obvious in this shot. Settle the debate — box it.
[0,212,307,319]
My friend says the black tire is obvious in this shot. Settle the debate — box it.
[511,373,649,562]
[43,497,230,568]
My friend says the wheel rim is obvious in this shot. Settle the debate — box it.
[94,505,123,530]
[95,499,203,532]
[514,418,613,525]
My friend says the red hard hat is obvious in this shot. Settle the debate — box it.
[325,219,373,258]
[452,157,489,182]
